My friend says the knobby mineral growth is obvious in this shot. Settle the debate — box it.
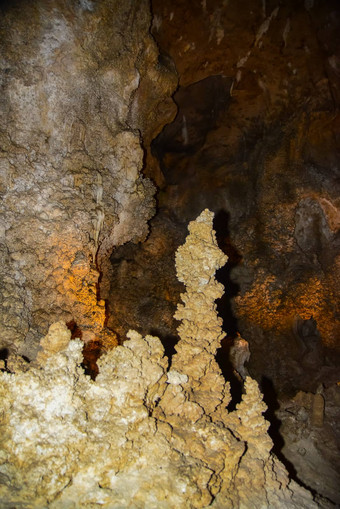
[0,210,322,508]
[0,0,177,359]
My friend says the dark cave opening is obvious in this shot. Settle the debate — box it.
[0,348,9,370]
[151,75,233,167]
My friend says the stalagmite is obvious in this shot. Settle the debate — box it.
[0,210,323,508]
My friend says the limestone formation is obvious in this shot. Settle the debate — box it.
[0,210,321,508]
[311,390,325,429]
[145,0,340,397]
[159,209,231,420]
[229,333,250,380]
[0,0,177,358]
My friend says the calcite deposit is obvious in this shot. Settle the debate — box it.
[109,0,340,398]
[0,0,177,358]
[0,210,322,508]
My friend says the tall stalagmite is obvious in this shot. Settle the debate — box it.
[0,210,323,508]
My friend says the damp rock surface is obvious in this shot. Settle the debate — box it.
[146,0,340,392]
[0,0,177,357]
[276,387,340,505]
[107,0,340,395]
[0,211,321,508]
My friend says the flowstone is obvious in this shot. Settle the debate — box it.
[0,0,177,357]
[0,210,323,508]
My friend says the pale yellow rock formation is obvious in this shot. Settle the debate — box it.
[38,321,72,354]
[0,210,322,508]
[156,209,232,423]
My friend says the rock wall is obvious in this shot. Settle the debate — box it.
[0,0,177,358]
[141,0,340,393]
[0,211,323,508]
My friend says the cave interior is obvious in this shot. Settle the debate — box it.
[0,0,340,507]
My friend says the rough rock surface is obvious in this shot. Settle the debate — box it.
[105,2,340,500]
[0,211,321,508]
[277,387,340,505]
[151,0,340,391]
[0,0,177,358]
[109,0,340,393]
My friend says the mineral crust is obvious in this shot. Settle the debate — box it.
[0,0,177,357]
[0,210,322,508]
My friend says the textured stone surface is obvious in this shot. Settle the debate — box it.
[156,209,230,421]
[105,2,340,500]
[111,0,340,393]
[0,0,177,357]
[277,387,340,505]
[0,211,321,508]
[107,212,186,348]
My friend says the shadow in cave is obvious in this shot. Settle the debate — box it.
[0,0,24,12]
[260,376,319,498]
[81,341,102,380]
[0,348,30,372]
[213,209,244,409]
[151,75,233,182]
[67,320,103,380]
[216,337,244,412]
[213,209,242,337]
[0,348,9,370]
[150,329,178,367]
[261,376,286,462]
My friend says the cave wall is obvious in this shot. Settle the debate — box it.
[149,0,340,393]
[0,1,339,504]
[0,0,177,358]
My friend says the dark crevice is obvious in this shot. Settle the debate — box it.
[0,347,9,370]
[213,209,242,337]
[216,337,243,411]
[260,376,321,500]
[81,340,103,380]
[149,329,178,366]
[152,75,232,179]
[213,208,245,410]
[67,320,103,380]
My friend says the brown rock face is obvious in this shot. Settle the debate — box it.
[107,0,340,395]
[0,0,177,357]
